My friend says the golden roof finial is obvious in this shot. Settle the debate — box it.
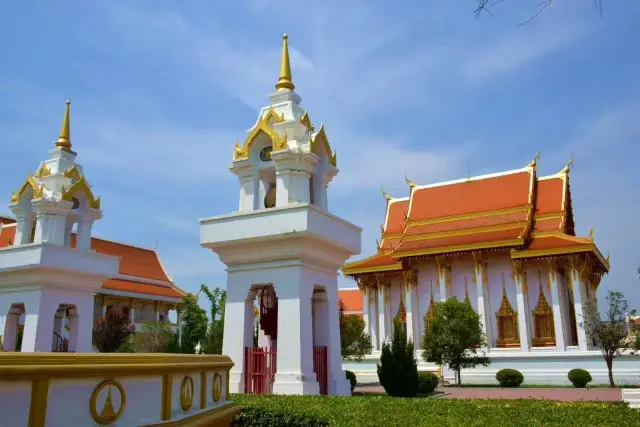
[55,100,72,151]
[528,152,540,168]
[275,33,295,91]
[606,252,610,265]
[381,186,392,201]
[404,172,416,189]
[589,227,594,241]
[561,153,574,174]
[56,99,71,151]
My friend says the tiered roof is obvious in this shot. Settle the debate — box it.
[343,157,609,277]
[0,217,186,300]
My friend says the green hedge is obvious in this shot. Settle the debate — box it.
[232,394,639,426]
[417,372,439,394]
[568,369,592,388]
[496,369,524,388]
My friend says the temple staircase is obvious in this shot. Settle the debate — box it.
[622,389,640,409]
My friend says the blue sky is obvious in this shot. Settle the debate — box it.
[1,1,639,309]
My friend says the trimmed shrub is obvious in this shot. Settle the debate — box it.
[377,323,419,397]
[417,371,439,394]
[232,407,329,427]
[568,369,592,388]
[496,369,524,388]
[345,370,357,392]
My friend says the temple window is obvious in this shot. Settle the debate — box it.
[495,276,520,348]
[423,283,437,333]
[532,284,555,347]
[394,298,407,335]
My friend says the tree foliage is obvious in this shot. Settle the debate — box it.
[92,308,135,353]
[181,293,209,354]
[200,285,226,354]
[118,321,178,353]
[582,291,635,387]
[377,322,419,397]
[339,300,373,361]
[421,297,490,386]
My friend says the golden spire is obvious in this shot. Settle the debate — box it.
[464,276,471,305]
[55,100,72,151]
[100,386,117,418]
[275,33,295,91]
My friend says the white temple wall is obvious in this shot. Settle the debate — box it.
[450,258,476,310]
[416,260,439,306]
[389,277,401,323]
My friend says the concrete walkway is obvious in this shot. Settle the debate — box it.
[354,384,623,402]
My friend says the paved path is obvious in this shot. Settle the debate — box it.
[354,384,623,402]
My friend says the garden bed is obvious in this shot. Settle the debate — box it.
[232,394,640,426]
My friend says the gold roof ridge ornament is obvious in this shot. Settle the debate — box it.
[381,186,392,201]
[275,33,295,91]
[561,153,574,174]
[405,172,416,189]
[528,152,541,168]
[55,100,72,151]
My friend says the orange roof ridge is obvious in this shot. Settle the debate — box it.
[410,165,533,193]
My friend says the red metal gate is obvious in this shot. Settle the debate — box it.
[313,345,328,395]
[244,347,276,394]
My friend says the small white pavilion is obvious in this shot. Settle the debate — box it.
[0,101,119,353]
[200,34,361,396]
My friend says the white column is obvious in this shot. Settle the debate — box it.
[155,302,160,321]
[377,284,387,345]
[369,285,379,350]
[474,257,493,350]
[239,174,259,211]
[548,262,566,352]
[324,283,352,396]
[2,312,20,352]
[384,284,392,339]
[22,296,57,352]
[404,284,413,343]
[514,270,531,352]
[129,302,136,323]
[362,286,371,339]
[272,277,319,395]
[275,170,291,207]
[437,259,451,302]
[570,267,589,351]
[76,218,94,251]
[222,281,256,393]
[410,283,420,350]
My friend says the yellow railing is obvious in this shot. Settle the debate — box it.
[0,353,240,427]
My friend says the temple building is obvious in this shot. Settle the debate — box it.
[0,101,185,353]
[337,157,640,385]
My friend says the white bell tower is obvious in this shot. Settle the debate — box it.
[201,34,361,396]
[0,101,119,353]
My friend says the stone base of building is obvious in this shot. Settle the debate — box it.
[272,373,321,395]
[343,350,640,386]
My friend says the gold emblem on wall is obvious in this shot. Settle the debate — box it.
[180,376,195,411]
[89,379,126,425]
[212,372,223,402]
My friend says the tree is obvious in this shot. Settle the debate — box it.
[339,300,373,361]
[583,291,636,387]
[421,297,490,386]
[93,308,135,353]
[180,293,209,354]
[200,285,226,354]
[118,321,178,353]
[377,322,419,397]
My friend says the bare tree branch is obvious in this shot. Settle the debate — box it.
[476,0,605,25]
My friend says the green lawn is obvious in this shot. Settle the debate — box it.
[233,394,640,427]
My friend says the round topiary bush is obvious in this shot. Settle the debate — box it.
[345,370,357,392]
[496,369,524,388]
[568,369,592,388]
[417,371,439,394]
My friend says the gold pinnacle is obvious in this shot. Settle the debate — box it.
[275,33,295,91]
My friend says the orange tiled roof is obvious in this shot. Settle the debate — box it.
[103,279,185,299]
[339,288,364,312]
[0,218,185,300]
[343,159,607,277]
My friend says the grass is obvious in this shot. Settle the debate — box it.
[452,384,640,389]
[233,394,640,426]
